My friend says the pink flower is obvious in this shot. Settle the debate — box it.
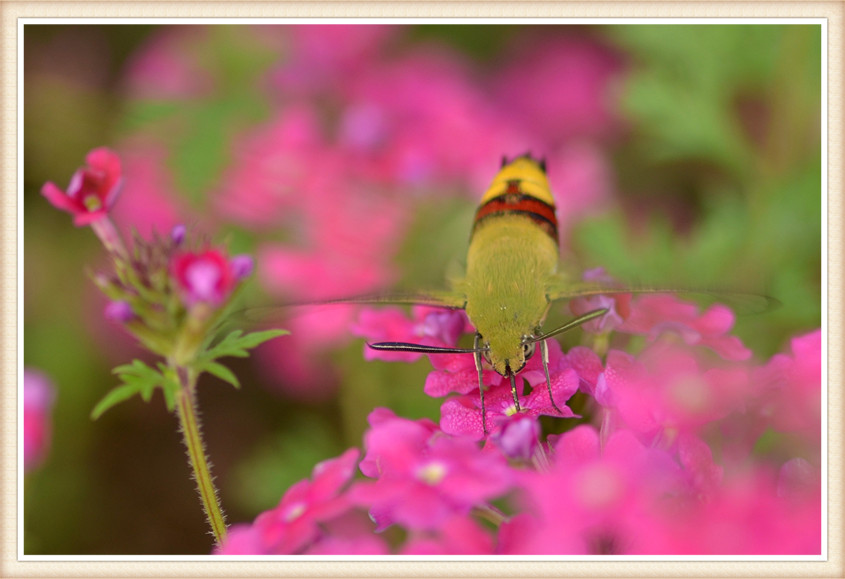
[500,426,684,554]
[439,369,579,441]
[400,515,495,555]
[493,34,624,145]
[110,144,186,240]
[123,27,215,99]
[213,107,325,230]
[103,300,134,323]
[618,294,752,361]
[41,147,122,226]
[489,414,541,461]
[424,332,587,398]
[351,305,468,363]
[301,512,390,555]
[351,409,512,531]
[596,342,750,449]
[568,268,633,333]
[24,369,56,472]
[215,448,360,555]
[752,329,822,441]
[637,463,822,555]
[170,249,252,307]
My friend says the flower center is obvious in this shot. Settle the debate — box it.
[416,461,448,485]
[576,464,624,510]
[185,261,222,299]
[83,194,102,212]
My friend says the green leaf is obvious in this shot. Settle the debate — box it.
[113,360,166,402]
[199,329,288,363]
[200,361,241,389]
[90,383,144,420]
[156,363,181,412]
[91,359,172,419]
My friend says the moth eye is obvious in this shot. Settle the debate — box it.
[522,341,536,359]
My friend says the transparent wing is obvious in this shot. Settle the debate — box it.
[545,277,780,315]
[236,289,467,324]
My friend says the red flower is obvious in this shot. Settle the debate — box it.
[170,249,252,307]
[41,148,122,226]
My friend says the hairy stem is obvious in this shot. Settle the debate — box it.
[174,369,227,545]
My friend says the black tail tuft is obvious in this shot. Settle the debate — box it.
[506,152,548,173]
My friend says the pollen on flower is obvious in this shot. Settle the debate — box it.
[667,375,712,415]
[416,461,448,486]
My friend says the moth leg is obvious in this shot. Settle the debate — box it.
[541,338,564,415]
[473,333,488,436]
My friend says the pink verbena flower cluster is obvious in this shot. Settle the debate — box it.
[42,148,255,357]
[217,297,822,555]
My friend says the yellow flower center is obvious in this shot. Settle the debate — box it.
[416,461,447,485]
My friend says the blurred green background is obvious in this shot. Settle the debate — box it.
[23,24,822,554]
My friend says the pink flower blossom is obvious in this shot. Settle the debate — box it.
[424,334,591,401]
[110,143,186,240]
[103,300,134,323]
[489,414,541,461]
[351,305,468,363]
[41,147,122,226]
[439,369,579,441]
[123,27,215,99]
[351,409,512,531]
[596,341,750,449]
[213,107,325,230]
[618,294,752,361]
[401,515,495,555]
[500,426,684,554]
[170,248,250,307]
[752,329,822,441]
[24,369,56,472]
[568,267,633,333]
[493,34,624,145]
[215,448,360,555]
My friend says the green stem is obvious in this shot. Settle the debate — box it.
[174,369,228,545]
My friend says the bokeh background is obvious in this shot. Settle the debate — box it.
[23,24,822,554]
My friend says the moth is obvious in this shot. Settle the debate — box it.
[269,154,773,434]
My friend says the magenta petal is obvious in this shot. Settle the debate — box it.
[440,397,484,440]
[86,147,122,189]
[424,368,481,397]
[554,424,600,464]
[309,448,360,499]
[40,182,79,213]
[72,209,108,227]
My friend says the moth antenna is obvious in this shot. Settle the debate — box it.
[500,154,509,168]
[530,308,609,342]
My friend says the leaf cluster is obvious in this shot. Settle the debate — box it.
[91,328,286,419]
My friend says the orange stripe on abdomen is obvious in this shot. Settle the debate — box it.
[472,187,558,243]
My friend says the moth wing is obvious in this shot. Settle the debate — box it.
[238,289,467,324]
[545,276,779,315]
[298,289,467,309]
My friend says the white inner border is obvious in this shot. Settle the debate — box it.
[7,8,840,579]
